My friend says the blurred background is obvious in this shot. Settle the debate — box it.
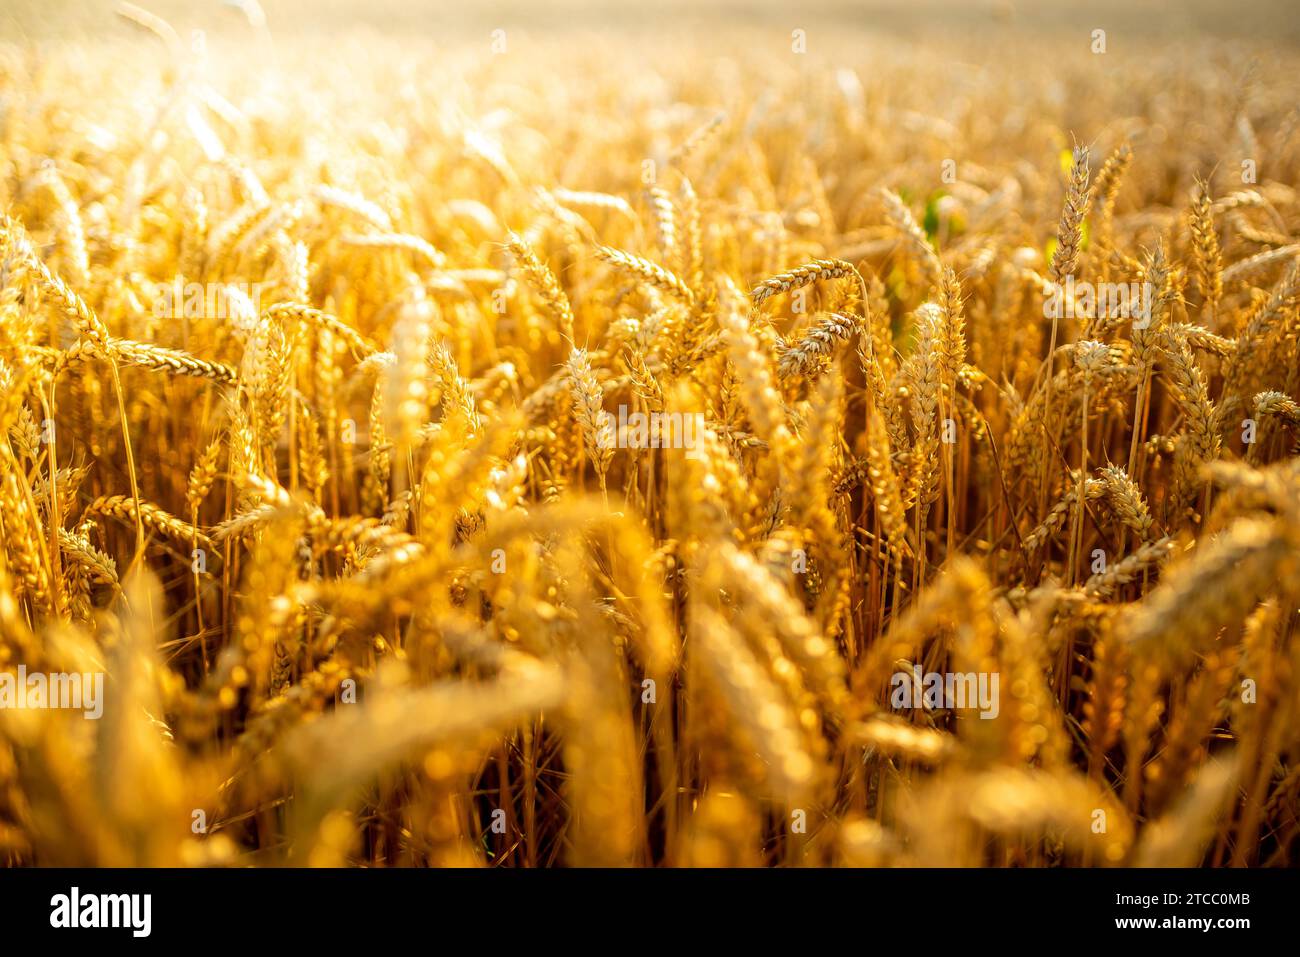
[4,0,1300,45]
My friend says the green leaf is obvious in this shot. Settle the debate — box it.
[923,190,946,240]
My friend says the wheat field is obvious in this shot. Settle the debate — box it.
[1,0,1298,868]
